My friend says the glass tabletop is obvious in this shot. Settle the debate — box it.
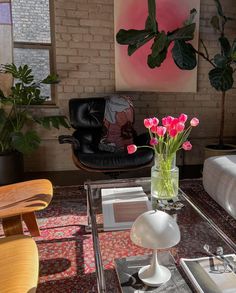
[84,177,236,293]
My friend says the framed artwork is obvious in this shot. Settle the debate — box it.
[114,0,200,93]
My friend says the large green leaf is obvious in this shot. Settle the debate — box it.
[219,36,231,57]
[168,23,196,42]
[147,0,157,33]
[128,33,155,56]
[116,29,150,45]
[209,66,233,91]
[0,89,6,100]
[151,32,168,58]
[210,15,220,30]
[145,16,158,32]
[34,116,70,129]
[184,8,197,25]
[231,38,236,61]
[11,130,41,154]
[214,0,225,18]
[41,74,60,84]
[172,40,197,70]
[213,54,228,68]
[0,108,6,128]
[4,64,34,84]
[147,47,168,68]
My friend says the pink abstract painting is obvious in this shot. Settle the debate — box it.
[114,0,200,92]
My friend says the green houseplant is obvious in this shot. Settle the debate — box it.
[116,0,236,153]
[0,63,70,184]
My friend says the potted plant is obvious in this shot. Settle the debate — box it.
[199,0,236,157]
[0,63,70,184]
[116,0,236,158]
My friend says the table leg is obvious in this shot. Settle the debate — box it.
[22,212,40,237]
[2,215,23,236]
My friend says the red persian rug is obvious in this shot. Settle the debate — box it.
[28,180,235,292]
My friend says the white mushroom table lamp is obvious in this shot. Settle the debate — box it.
[130,210,180,287]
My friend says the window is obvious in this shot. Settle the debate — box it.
[11,0,55,102]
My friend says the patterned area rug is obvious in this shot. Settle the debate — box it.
[33,180,236,292]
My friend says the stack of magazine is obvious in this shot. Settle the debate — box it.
[180,254,236,293]
[101,186,151,231]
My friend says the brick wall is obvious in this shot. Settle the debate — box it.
[24,0,236,171]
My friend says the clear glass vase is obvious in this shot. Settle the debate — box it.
[151,153,179,203]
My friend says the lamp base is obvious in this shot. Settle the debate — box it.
[138,264,171,287]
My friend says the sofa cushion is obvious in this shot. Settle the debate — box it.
[203,155,236,219]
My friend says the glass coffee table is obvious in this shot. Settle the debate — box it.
[84,177,236,293]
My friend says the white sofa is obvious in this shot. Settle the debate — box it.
[203,155,236,219]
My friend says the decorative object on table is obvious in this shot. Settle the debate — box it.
[180,250,236,293]
[115,0,200,92]
[130,210,180,287]
[101,186,151,231]
[155,196,185,211]
[0,63,70,185]
[127,114,199,204]
[115,251,191,292]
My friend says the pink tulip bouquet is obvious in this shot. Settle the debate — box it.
[127,114,199,200]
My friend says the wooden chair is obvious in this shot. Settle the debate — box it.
[0,179,53,237]
[0,234,39,293]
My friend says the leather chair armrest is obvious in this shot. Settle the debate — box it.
[58,135,80,149]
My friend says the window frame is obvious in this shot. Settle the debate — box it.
[12,0,57,105]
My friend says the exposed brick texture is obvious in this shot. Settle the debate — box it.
[24,0,236,171]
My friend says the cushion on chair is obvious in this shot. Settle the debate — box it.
[99,95,136,151]
[0,235,39,293]
[203,155,236,219]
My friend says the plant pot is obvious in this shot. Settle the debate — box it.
[0,151,24,185]
[204,144,236,160]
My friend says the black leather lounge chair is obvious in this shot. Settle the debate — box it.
[59,97,154,175]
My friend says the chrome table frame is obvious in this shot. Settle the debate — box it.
[84,177,236,293]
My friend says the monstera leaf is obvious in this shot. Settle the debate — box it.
[209,66,234,91]
[3,64,34,84]
[34,116,70,129]
[11,130,41,154]
[172,40,197,70]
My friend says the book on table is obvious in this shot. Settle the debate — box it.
[180,254,236,293]
[101,186,151,231]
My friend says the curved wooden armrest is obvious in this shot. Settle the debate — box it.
[0,179,53,218]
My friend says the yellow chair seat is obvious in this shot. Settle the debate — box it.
[0,235,39,293]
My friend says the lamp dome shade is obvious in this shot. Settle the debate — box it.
[130,210,180,249]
